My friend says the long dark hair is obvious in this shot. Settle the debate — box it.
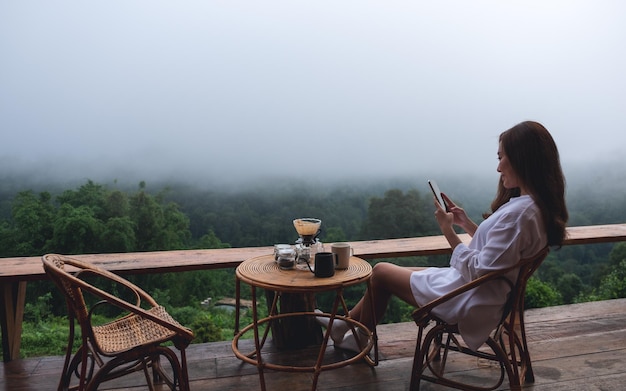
[488,121,568,247]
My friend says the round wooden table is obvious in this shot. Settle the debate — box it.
[232,254,378,391]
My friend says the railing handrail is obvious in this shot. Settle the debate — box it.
[1,223,626,283]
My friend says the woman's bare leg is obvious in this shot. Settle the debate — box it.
[349,263,424,330]
[317,263,426,347]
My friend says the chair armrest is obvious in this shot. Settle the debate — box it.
[411,247,548,324]
[70,271,193,339]
[75,268,143,307]
[411,263,517,324]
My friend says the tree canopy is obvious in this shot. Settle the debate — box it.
[0,180,198,257]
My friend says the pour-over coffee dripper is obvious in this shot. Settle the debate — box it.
[293,218,321,246]
[293,218,322,271]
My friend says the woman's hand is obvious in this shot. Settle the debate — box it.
[434,196,454,229]
[433,196,461,250]
[441,193,478,236]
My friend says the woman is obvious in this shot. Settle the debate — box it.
[318,120,569,352]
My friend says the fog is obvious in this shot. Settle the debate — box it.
[1,1,625,190]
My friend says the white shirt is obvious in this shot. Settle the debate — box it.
[409,195,547,350]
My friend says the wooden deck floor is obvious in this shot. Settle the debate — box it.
[2,298,625,391]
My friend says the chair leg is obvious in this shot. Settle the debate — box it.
[152,346,189,391]
[409,326,427,391]
[59,346,81,390]
[63,345,97,391]
[411,323,449,390]
[143,356,157,391]
[150,353,162,385]
[487,336,517,390]
[516,318,535,384]
[499,319,535,388]
[433,328,443,362]
[179,348,191,391]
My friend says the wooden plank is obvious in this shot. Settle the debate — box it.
[350,234,463,259]
[0,246,273,282]
[563,223,626,245]
[353,223,626,259]
[530,350,626,391]
[525,297,626,321]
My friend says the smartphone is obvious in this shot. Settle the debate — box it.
[428,180,448,211]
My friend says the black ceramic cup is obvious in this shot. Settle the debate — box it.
[314,252,337,278]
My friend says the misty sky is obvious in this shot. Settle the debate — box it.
[1,1,625,187]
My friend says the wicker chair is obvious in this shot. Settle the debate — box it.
[410,247,549,391]
[42,253,194,391]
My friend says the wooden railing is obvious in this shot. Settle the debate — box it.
[2,223,626,362]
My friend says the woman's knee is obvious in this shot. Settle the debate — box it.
[372,262,395,274]
[371,262,417,305]
[371,262,406,285]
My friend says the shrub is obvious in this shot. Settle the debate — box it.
[189,312,222,343]
[525,277,562,308]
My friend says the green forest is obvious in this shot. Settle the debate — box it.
[1,175,626,358]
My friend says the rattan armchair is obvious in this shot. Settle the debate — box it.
[42,253,194,391]
[410,247,549,391]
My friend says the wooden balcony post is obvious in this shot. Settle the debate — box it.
[1,281,27,362]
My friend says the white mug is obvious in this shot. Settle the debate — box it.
[331,242,353,269]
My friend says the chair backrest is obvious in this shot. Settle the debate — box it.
[500,246,549,326]
[42,254,91,324]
